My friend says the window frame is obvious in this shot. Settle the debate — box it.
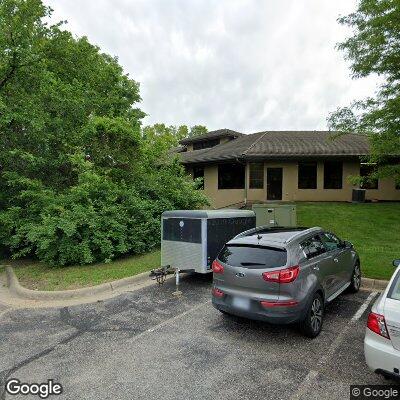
[193,139,220,150]
[387,270,400,301]
[319,232,343,252]
[360,163,378,190]
[218,163,245,190]
[249,163,264,189]
[193,166,204,190]
[217,244,287,269]
[298,162,317,189]
[324,161,343,189]
[300,235,326,260]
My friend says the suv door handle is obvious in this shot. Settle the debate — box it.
[333,258,339,263]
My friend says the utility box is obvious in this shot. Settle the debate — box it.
[252,204,297,227]
[161,210,256,274]
[352,189,366,203]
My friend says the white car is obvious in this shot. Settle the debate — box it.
[364,259,400,381]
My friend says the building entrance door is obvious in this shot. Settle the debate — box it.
[267,168,283,200]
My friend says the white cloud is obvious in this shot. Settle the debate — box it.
[45,0,379,132]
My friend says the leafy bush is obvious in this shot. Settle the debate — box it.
[0,157,207,266]
[0,1,208,266]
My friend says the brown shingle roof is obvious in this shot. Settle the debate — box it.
[180,131,370,164]
[179,128,242,145]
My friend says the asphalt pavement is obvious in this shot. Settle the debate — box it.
[0,273,394,400]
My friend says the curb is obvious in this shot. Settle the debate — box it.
[361,277,389,291]
[5,266,155,301]
[4,265,390,301]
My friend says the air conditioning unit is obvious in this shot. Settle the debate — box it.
[252,203,297,227]
[161,210,256,274]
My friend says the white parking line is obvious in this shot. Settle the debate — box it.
[146,300,211,333]
[126,300,211,343]
[351,292,377,321]
[289,291,378,400]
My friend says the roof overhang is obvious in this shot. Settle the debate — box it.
[180,154,368,165]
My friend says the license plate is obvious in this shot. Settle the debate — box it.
[232,296,250,310]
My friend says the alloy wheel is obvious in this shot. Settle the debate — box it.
[310,298,323,333]
[353,264,361,290]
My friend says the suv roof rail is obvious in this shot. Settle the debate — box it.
[234,226,310,240]
[284,227,322,243]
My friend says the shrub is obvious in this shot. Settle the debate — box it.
[0,1,208,266]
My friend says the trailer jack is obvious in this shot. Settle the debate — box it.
[172,268,182,297]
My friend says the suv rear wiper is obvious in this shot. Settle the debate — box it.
[240,262,265,266]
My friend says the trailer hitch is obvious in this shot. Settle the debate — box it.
[149,265,171,285]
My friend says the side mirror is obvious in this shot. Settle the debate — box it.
[343,240,353,249]
[393,259,400,268]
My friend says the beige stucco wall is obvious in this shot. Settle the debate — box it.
[203,165,244,208]
[192,161,400,209]
[365,178,400,201]
[285,161,359,202]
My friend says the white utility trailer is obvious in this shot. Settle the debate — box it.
[161,209,256,274]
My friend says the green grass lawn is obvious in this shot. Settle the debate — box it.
[296,202,400,280]
[5,250,160,291]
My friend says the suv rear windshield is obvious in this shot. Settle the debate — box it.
[218,245,287,269]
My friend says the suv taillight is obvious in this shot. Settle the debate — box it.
[367,312,390,339]
[212,260,224,274]
[262,266,300,283]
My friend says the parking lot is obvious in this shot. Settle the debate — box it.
[0,274,393,400]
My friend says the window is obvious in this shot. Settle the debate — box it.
[360,164,378,190]
[218,245,287,269]
[249,163,264,189]
[320,232,342,252]
[388,271,400,301]
[298,162,317,189]
[193,166,204,190]
[301,236,326,259]
[324,161,343,189]
[218,163,245,189]
[193,139,220,150]
[162,218,201,243]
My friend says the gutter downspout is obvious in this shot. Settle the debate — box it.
[238,131,268,209]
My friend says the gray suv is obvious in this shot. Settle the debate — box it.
[211,226,361,337]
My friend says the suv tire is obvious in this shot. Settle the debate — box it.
[300,293,324,338]
[348,262,361,293]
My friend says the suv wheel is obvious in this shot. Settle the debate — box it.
[301,293,324,338]
[348,263,361,293]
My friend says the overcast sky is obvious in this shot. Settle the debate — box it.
[45,0,377,133]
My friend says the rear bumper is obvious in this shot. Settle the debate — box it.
[212,294,309,325]
[364,329,400,381]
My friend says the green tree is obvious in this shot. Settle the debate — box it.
[141,124,188,164]
[0,0,207,265]
[327,0,400,185]
[188,125,208,137]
